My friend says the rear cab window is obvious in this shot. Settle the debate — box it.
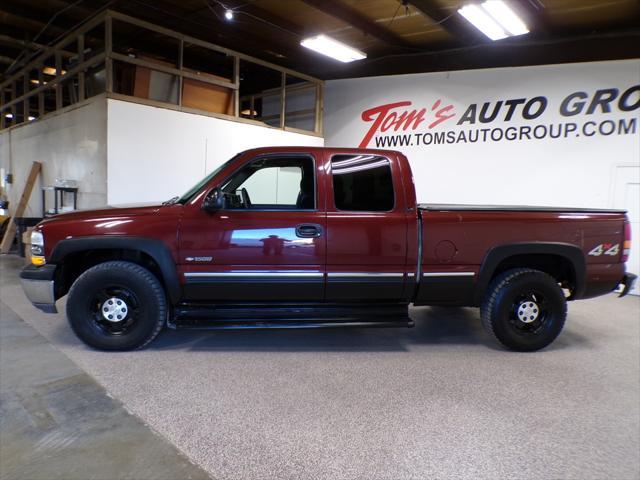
[330,154,395,211]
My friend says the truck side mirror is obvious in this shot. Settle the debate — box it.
[202,188,224,213]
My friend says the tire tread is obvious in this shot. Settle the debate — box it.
[67,260,166,350]
[480,268,567,351]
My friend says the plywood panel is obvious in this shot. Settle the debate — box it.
[182,78,233,115]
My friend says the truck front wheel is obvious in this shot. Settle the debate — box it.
[66,261,166,351]
[481,268,567,352]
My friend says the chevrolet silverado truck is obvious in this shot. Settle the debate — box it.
[20,147,636,352]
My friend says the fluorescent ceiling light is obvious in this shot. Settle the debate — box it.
[301,34,366,63]
[459,1,529,41]
[482,0,529,36]
[458,4,507,40]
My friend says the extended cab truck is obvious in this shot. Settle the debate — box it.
[20,147,636,352]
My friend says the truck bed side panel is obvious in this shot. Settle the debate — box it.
[415,209,626,306]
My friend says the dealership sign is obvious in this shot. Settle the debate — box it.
[358,85,640,148]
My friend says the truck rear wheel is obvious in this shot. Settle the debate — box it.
[481,268,567,352]
[66,261,166,351]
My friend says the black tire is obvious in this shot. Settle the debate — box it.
[66,261,166,351]
[480,268,567,352]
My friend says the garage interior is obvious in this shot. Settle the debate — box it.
[1,1,639,479]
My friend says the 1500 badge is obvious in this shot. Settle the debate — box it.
[588,243,620,256]
[185,256,213,262]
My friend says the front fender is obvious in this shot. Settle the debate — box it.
[50,236,181,304]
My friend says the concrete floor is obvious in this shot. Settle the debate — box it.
[0,302,210,480]
[1,254,639,480]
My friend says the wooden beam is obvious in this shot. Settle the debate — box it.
[0,34,58,53]
[114,0,329,73]
[0,5,71,38]
[107,10,322,84]
[1,52,106,110]
[0,13,106,87]
[0,161,42,254]
[301,0,413,48]
[229,3,306,38]
[318,28,640,79]
[15,0,97,23]
[408,0,483,44]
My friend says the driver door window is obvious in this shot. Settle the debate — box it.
[222,156,315,210]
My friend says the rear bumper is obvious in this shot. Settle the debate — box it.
[618,273,637,298]
[19,264,57,313]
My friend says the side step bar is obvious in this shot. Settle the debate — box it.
[172,319,414,330]
[170,303,414,330]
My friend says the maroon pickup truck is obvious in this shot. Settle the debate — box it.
[20,147,636,352]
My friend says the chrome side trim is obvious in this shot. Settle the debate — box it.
[327,272,404,278]
[185,271,408,279]
[422,272,476,277]
[184,271,323,278]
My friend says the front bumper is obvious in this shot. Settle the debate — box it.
[19,264,58,313]
[618,273,637,298]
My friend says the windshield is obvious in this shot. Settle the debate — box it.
[177,154,240,204]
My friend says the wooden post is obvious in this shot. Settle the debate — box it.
[10,81,16,126]
[55,52,62,110]
[78,34,86,101]
[38,68,44,117]
[177,38,183,107]
[0,162,42,254]
[23,74,29,124]
[233,56,240,117]
[105,15,113,94]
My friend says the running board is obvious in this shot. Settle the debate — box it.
[170,302,413,330]
[172,319,414,330]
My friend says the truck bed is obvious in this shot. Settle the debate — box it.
[418,204,626,213]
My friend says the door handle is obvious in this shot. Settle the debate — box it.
[295,223,323,238]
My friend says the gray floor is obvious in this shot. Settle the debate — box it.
[1,254,639,480]
[0,301,211,480]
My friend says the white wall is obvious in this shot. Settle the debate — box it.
[0,96,108,216]
[324,60,640,209]
[241,166,302,204]
[107,99,324,205]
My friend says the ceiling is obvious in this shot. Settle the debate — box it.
[1,0,639,82]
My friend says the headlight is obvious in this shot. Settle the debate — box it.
[31,231,45,265]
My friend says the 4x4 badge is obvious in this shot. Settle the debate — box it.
[588,244,620,257]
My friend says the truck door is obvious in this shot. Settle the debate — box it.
[179,152,326,301]
[325,152,409,301]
